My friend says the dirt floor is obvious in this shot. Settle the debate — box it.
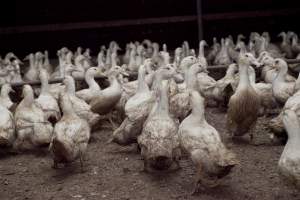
[0,107,299,200]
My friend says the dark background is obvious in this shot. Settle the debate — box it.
[0,0,300,57]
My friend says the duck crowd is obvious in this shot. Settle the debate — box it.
[0,31,300,193]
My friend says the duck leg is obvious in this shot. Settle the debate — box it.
[192,167,204,195]
[79,149,84,173]
[52,160,59,169]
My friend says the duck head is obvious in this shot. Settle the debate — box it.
[179,56,198,72]
[273,58,288,72]
[239,53,260,68]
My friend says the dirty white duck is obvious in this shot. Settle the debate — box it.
[278,109,300,188]
[272,59,298,105]
[0,84,15,111]
[0,103,15,147]
[43,50,53,74]
[198,40,208,70]
[63,76,100,127]
[278,32,293,59]
[50,94,90,171]
[227,53,261,140]
[111,64,155,145]
[269,78,300,136]
[138,80,181,171]
[248,66,278,115]
[89,66,125,128]
[14,85,53,150]
[179,90,238,192]
[197,63,236,107]
[35,69,61,125]
[76,67,102,103]
[207,37,221,64]
[170,63,202,121]
[24,53,38,81]
[214,38,232,65]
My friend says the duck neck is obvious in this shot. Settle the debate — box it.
[238,63,250,89]
[155,83,169,117]
[198,42,205,58]
[66,80,76,96]
[137,67,149,93]
[292,35,298,46]
[190,96,206,123]
[23,92,34,107]
[186,69,197,90]
[277,63,288,82]
[29,56,35,69]
[40,74,49,95]
[86,73,100,90]
[248,69,256,87]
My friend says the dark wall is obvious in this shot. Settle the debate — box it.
[0,0,300,57]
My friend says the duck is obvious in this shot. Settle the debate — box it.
[50,94,90,171]
[227,53,261,140]
[89,66,125,128]
[248,66,278,115]
[0,104,15,147]
[35,69,61,125]
[278,32,294,59]
[198,40,208,70]
[76,67,102,103]
[43,50,53,74]
[197,63,236,107]
[138,80,181,171]
[214,38,232,65]
[111,64,155,145]
[269,81,300,137]
[278,109,300,188]
[97,46,106,70]
[207,37,221,65]
[291,33,300,55]
[170,63,202,121]
[173,47,183,69]
[0,84,15,111]
[179,90,238,192]
[272,59,298,104]
[14,85,53,150]
[23,53,39,81]
[63,76,100,127]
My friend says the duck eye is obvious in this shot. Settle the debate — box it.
[275,60,279,64]
[245,54,249,57]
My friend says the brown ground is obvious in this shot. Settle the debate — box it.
[0,108,299,200]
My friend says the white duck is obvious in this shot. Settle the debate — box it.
[138,80,181,171]
[272,59,297,104]
[279,109,300,188]
[198,40,208,70]
[24,53,38,81]
[76,67,102,103]
[179,90,238,192]
[35,69,61,124]
[50,94,90,171]
[112,64,155,145]
[248,66,278,114]
[0,104,15,147]
[63,76,100,127]
[43,50,53,74]
[14,85,53,150]
[0,84,14,111]
[227,53,261,140]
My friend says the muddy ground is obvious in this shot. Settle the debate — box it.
[0,107,299,200]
